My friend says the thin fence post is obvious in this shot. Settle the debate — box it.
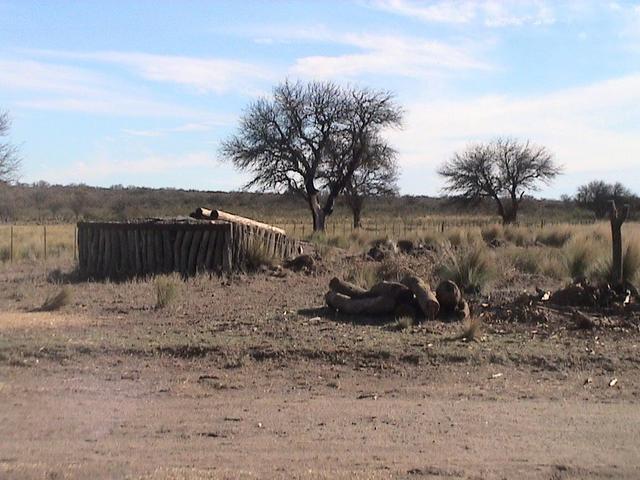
[43,225,47,261]
[10,226,13,263]
[74,225,77,261]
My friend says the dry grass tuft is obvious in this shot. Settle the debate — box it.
[154,275,181,310]
[344,263,379,289]
[436,244,494,293]
[244,238,275,271]
[375,257,407,282]
[390,316,414,331]
[591,241,640,285]
[504,225,535,247]
[481,224,504,244]
[446,317,482,342]
[38,287,72,312]
[536,226,574,247]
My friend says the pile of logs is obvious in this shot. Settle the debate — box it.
[78,209,299,280]
[325,275,470,321]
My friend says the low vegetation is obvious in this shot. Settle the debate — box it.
[38,287,72,312]
[154,275,181,310]
[436,244,495,293]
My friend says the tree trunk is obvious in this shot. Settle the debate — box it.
[308,193,326,232]
[352,208,362,229]
[609,200,629,286]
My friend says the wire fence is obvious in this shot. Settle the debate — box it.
[0,217,601,265]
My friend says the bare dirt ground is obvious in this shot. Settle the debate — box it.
[1,252,640,479]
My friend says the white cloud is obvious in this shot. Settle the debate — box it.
[0,58,208,117]
[372,0,476,23]
[42,151,218,184]
[387,73,640,193]
[28,50,272,94]
[373,0,556,27]
[290,32,490,79]
[121,120,232,138]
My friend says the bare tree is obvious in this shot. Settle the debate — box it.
[0,110,21,184]
[575,180,633,218]
[343,140,399,229]
[438,138,561,224]
[221,80,402,231]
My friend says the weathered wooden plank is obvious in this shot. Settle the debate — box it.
[187,229,203,276]
[205,230,217,271]
[222,224,232,272]
[196,230,210,273]
[162,230,173,272]
[180,230,194,276]
[173,229,184,272]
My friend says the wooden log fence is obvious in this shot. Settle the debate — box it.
[77,219,299,280]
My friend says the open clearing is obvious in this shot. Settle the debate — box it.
[2,243,640,478]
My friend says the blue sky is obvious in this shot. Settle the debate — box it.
[1,0,639,197]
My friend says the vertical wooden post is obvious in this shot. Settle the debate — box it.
[10,225,13,263]
[43,225,47,261]
[74,225,77,261]
[609,200,629,286]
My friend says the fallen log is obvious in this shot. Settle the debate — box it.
[401,275,439,319]
[325,291,396,315]
[192,208,286,235]
[436,280,463,314]
[369,281,414,303]
[329,277,368,298]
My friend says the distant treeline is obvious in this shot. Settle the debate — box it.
[0,182,629,224]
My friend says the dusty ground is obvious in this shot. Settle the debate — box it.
[1,252,640,479]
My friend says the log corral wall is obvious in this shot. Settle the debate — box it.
[77,219,299,280]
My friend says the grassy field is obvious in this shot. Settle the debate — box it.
[2,219,639,290]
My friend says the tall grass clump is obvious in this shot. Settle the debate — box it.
[39,287,72,312]
[510,248,540,274]
[344,263,378,289]
[536,225,574,248]
[436,244,494,293]
[504,225,535,247]
[244,238,275,271]
[481,224,504,244]
[154,275,181,310]
[592,242,640,286]
[375,257,407,282]
[562,239,598,280]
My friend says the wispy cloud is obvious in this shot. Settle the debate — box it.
[42,151,218,184]
[372,0,556,27]
[121,120,231,137]
[27,50,273,95]
[388,73,640,192]
[0,58,208,117]
[288,31,490,79]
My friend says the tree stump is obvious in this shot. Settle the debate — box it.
[609,200,630,287]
